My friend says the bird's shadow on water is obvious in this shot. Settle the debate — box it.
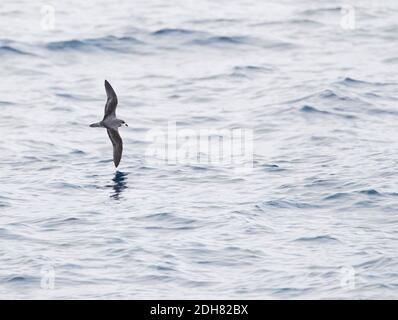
[108,171,128,200]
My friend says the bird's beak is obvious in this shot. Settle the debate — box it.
[124,123,128,127]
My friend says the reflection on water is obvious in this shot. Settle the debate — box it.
[110,171,128,200]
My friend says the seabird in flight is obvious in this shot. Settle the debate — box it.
[90,80,128,167]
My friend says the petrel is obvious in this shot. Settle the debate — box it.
[90,80,128,167]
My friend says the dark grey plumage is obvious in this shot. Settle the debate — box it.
[90,80,127,168]
[107,128,122,167]
[104,80,118,119]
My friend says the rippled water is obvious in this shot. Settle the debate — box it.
[1,0,398,299]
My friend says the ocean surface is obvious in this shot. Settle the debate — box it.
[1,0,398,299]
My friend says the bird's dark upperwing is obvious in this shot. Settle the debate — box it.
[107,128,123,167]
[103,80,118,120]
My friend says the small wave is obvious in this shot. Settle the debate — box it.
[263,200,319,209]
[294,235,340,243]
[191,35,250,45]
[261,164,285,172]
[252,18,323,27]
[144,212,174,220]
[138,166,156,171]
[275,89,358,108]
[46,35,144,52]
[354,256,393,269]
[0,45,31,56]
[38,165,62,171]
[359,189,381,196]
[318,89,351,101]
[49,182,84,189]
[47,39,87,50]
[63,217,79,222]
[323,192,351,200]
[195,73,245,81]
[383,57,398,64]
[300,7,342,16]
[233,65,273,73]
[151,28,199,36]
[42,217,81,228]
[300,105,330,115]
[55,92,96,101]
[196,65,273,81]
[336,77,393,87]
[139,212,197,231]
[287,18,324,26]
[190,18,240,25]
[186,33,292,50]
[6,276,29,283]
[190,165,209,171]
[299,103,357,119]
[232,65,274,77]
[190,115,222,123]
[37,217,89,233]
[70,149,85,155]
[0,201,9,208]
[338,77,372,86]
[367,108,398,116]
[0,100,13,106]
[354,200,377,208]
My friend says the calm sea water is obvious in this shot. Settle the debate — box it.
[1,0,398,299]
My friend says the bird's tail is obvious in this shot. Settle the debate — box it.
[90,122,102,127]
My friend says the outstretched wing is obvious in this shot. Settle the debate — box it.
[107,128,123,167]
[103,80,118,120]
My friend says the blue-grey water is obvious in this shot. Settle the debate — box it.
[1,0,398,299]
